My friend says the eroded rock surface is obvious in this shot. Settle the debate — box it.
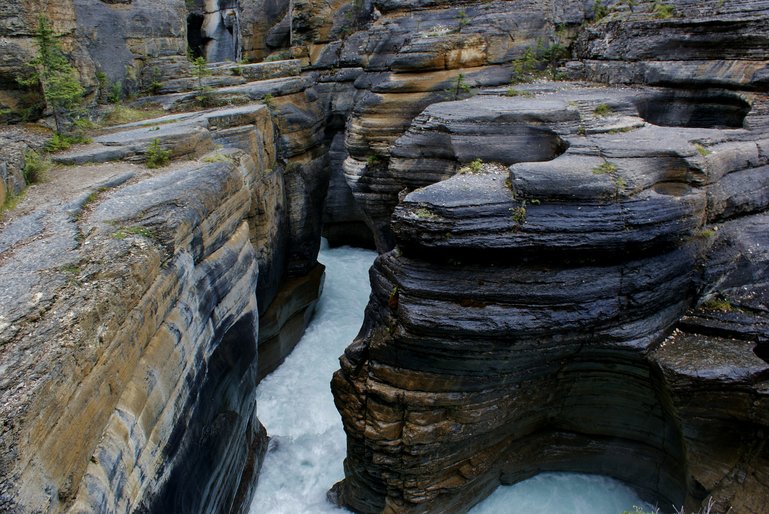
[2,0,769,513]
[0,93,331,512]
[0,107,273,513]
[331,83,769,513]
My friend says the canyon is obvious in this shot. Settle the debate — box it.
[0,0,768,513]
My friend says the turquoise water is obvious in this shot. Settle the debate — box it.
[249,242,651,514]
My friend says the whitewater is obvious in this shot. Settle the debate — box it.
[250,241,651,514]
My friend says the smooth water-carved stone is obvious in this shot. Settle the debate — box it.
[635,90,751,129]
[0,100,327,513]
[332,82,769,513]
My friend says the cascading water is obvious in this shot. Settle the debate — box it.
[249,241,653,514]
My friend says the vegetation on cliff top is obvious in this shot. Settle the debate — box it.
[19,16,84,134]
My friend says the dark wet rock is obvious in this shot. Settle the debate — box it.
[323,132,375,248]
[332,82,769,513]
[258,262,325,380]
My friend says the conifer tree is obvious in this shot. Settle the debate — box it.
[20,16,84,133]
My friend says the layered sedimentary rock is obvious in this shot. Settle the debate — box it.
[328,0,585,250]
[331,83,769,513]
[238,0,291,61]
[3,0,769,513]
[572,0,769,90]
[320,0,769,251]
[0,106,274,513]
[0,87,333,511]
[0,0,189,117]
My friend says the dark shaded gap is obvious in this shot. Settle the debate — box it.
[187,13,206,59]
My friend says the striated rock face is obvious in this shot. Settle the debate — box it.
[0,127,47,205]
[3,1,769,513]
[331,83,769,513]
[0,97,330,512]
[0,0,189,117]
[307,0,769,252]
[333,0,586,250]
[237,0,291,61]
[325,5,769,509]
[572,0,769,90]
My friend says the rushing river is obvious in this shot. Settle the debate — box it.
[249,241,652,514]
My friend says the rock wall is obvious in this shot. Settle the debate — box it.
[331,82,769,513]
[324,1,769,511]
[572,0,769,90]
[2,0,769,513]
[0,0,189,118]
[0,79,335,511]
[0,106,273,513]
[328,0,586,250]
[239,0,291,61]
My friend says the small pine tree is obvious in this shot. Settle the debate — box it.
[191,56,212,105]
[20,16,84,133]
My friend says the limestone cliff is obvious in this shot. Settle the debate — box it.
[1,6,336,507]
[2,0,769,513]
[326,1,769,513]
[0,106,278,513]
[331,83,769,513]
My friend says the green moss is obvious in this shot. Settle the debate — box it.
[45,133,91,152]
[456,8,470,28]
[592,0,610,21]
[701,298,734,312]
[202,152,234,164]
[652,1,675,18]
[112,225,156,240]
[694,143,711,157]
[459,158,484,174]
[23,149,51,184]
[107,80,124,104]
[414,208,436,219]
[60,263,80,274]
[510,200,528,225]
[593,103,613,116]
[1,189,26,216]
[263,50,292,62]
[102,105,166,126]
[505,88,534,97]
[592,161,618,175]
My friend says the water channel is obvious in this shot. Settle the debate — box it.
[249,241,651,514]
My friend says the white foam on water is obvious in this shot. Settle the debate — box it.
[250,242,374,514]
[470,473,651,514]
[249,242,652,514]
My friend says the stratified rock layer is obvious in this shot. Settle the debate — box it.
[0,92,331,512]
[331,83,769,514]
[0,107,272,513]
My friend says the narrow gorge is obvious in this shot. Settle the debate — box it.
[0,1,767,513]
